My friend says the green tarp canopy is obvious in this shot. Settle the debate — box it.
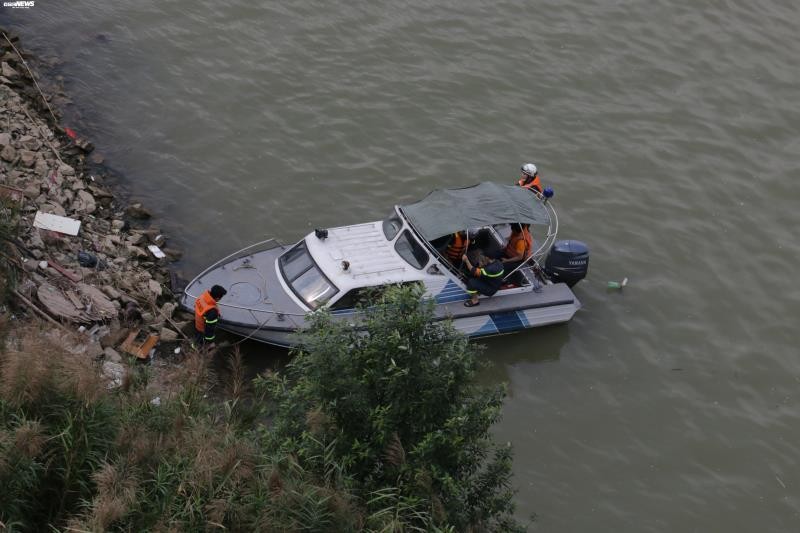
[399,182,551,241]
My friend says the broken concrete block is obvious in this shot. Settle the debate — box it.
[102,361,125,388]
[19,149,36,167]
[159,327,178,342]
[125,202,152,219]
[1,61,19,78]
[103,347,122,363]
[1,144,16,162]
[148,279,162,297]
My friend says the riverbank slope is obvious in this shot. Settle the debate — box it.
[0,29,192,389]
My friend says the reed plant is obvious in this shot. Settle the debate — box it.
[0,327,362,531]
[0,196,21,306]
[0,286,522,531]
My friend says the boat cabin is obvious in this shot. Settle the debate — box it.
[277,182,556,312]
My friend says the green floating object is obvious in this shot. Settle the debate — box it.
[607,277,628,289]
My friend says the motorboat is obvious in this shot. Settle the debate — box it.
[180,182,589,347]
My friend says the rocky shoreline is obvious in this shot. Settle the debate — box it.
[0,29,196,389]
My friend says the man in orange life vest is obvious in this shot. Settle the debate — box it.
[518,163,543,194]
[501,223,533,265]
[445,231,467,265]
[499,223,533,284]
[194,284,227,345]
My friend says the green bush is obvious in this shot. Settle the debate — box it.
[262,284,522,532]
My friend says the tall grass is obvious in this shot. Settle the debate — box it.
[0,196,21,306]
[1,287,521,531]
[0,327,366,531]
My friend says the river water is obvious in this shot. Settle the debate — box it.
[3,1,800,530]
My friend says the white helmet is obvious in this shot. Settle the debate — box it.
[521,163,537,177]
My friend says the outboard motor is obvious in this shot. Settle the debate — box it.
[544,240,589,287]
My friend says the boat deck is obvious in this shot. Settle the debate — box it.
[435,281,576,319]
[181,244,310,331]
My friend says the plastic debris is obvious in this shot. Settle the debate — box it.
[33,211,81,236]
[147,244,166,259]
[78,251,98,267]
[77,250,107,270]
[607,277,628,289]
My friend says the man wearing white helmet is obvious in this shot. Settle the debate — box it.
[518,163,543,194]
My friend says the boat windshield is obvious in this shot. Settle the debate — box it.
[394,230,428,270]
[278,241,339,309]
[382,213,403,240]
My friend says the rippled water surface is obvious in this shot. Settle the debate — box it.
[4,1,800,529]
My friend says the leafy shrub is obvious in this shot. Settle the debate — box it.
[262,284,522,532]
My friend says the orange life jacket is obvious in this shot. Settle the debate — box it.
[446,232,467,261]
[518,175,543,194]
[194,290,219,333]
[504,229,533,260]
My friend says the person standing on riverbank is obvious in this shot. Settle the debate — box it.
[194,284,226,346]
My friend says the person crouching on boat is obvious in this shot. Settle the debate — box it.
[194,284,227,346]
[462,253,504,307]
[518,163,543,194]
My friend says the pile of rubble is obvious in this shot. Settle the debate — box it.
[0,31,195,386]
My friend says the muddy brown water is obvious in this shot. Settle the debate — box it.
[3,1,800,530]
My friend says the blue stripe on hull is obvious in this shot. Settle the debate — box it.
[489,311,527,333]
[435,279,469,304]
[474,318,498,336]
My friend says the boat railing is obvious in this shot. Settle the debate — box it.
[182,238,308,324]
[184,238,285,292]
[531,188,559,262]
[183,236,361,328]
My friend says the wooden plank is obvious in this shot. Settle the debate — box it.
[137,334,159,359]
[76,283,117,319]
[120,329,141,355]
[65,291,84,310]
[46,257,81,283]
[36,282,83,321]
[119,329,160,359]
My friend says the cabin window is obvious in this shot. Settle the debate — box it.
[280,243,313,280]
[279,241,339,309]
[331,282,423,310]
[394,230,428,270]
[382,213,403,240]
[330,287,373,310]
